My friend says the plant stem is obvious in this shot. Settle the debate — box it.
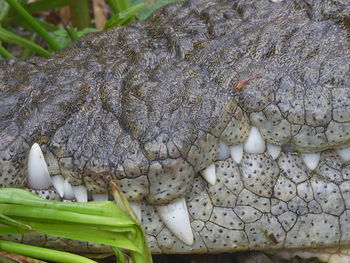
[68,0,91,30]
[65,27,79,41]
[0,240,98,263]
[0,44,12,58]
[112,182,153,263]
[4,0,60,51]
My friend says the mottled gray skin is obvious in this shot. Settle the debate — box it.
[0,0,350,254]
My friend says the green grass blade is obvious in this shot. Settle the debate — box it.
[6,16,59,32]
[65,27,79,41]
[0,44,12,57]
[0,27,50,57]
[0,224,28,234]
[4,0,60,50]
[0,214,32,231]
[12,220,141,252]
[104,3,144,29]
[0,240,98,263]
[0,204,135,227]
[0,188,127,218]
[134,0,184,20]
[24,0,69,13]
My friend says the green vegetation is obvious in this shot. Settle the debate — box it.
[0,0,182,59]
[0,187,151,263]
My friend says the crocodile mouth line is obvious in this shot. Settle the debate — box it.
[17,125,350,256]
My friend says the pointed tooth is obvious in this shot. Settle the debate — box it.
[229,144,243,163]
[156,198,194,246]
[244,127,266,154]
[130,201,142,222]
[336,147,350,161]
[72,185,88,202]
[267,143,281,160]
[27,143,52,189]
[92,193,109,201]
[301,153,320,170]
[218,141,230,160]
[51,175,64,197]
[200,164,216,185]
[63,180,75,200]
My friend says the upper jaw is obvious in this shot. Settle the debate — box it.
[25,122,350,252]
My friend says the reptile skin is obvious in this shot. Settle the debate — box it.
[0,0,350,255]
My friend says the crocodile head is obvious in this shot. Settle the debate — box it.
[1,0,350,257]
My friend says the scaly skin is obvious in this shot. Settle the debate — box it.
[0,0,350,255]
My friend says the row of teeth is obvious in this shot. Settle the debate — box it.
[27,126,350,246]
[27,143,193,245]
[202,127,350,186]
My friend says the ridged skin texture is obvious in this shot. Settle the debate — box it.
[0,0,350,254]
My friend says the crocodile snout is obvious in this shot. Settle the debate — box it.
[0,0,350,257]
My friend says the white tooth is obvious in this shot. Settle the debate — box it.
[244,127,266,154]
[267,143,281,160]
[301,153,320,170]
[63,180,75,200]
[200,164,216,185]
[51,175,64,197]
[336,147,350,161]
[92,193,109,201]
[156,198,194,246]
[72,185,88,202]
[229,144,243,163]
[218,141,230,160]
[27,143,52,189]
[130,201,142,222]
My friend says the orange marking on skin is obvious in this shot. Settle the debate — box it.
[235,74,261,91]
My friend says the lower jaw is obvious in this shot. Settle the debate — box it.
[5,128,350,261]
[5,151,350,258]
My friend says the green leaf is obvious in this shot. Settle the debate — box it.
[104,3,144,29]
[52,27,100,48]
[107,0,131,14]
[0,188,152,262]
[133,0,183,20]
